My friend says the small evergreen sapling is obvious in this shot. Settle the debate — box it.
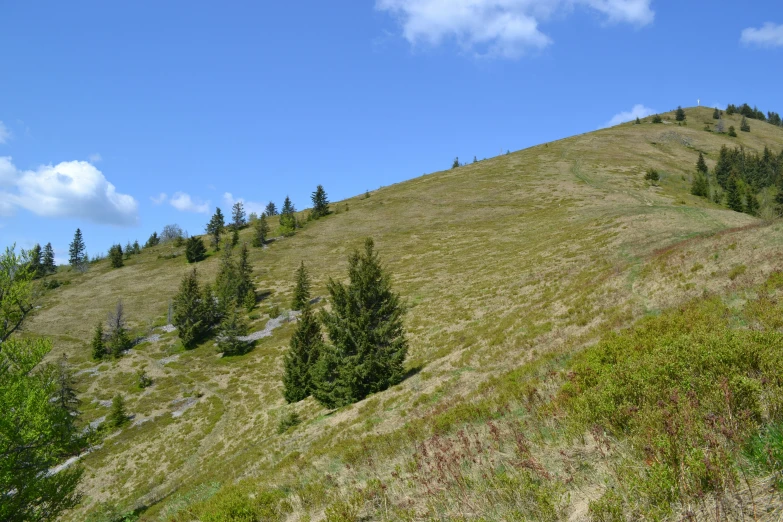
[740,117,751,132]
[696,152,708,174]
[726,176,744,212]
[91,322,106,360]
[713,108,721,119]
[728,126,737,137]
[651,114,663,123]
[291,261,311,311]
[108,394,129,428]
[185,236,207,263]
[217,307,249,356]
[675,106,686,121]
[252,214,269,247]
[452,157,459,169]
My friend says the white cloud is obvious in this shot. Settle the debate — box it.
[150,192,167,205]
[603,104,654,127]
[0,121,11,144]
[0,158,138,225]
[170,192,210,213]
[223,192,266,217]
[88,153,102,163]
[741,22,783,48]
[376,0,654,57]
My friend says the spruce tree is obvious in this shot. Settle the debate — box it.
[265,201,278,217]
[236,242,253,305]
[55,354,80,417]
[652,114,663,123]
[280,196,296,231]
[231,201,246,229]
[108,394,129,428]
[311,238,408,408]
[291,261,311,311]
[690,172,709,198]
[713,108,721,119]
[28,244,43,279]
[185,236,207,263]
[124,241,133,259]
[173,268,209,348]
[726,175,744,212]
[252,214,269,247]
[109,244,124,268]
[215,244,239,315]
[231,227,239,247]
[675,106,686,121]
[452,157,459,169]
[145,232,160,248]
[107,300,132,357]
[206,208,225,250]
[740,116,751,132]
[217,307,249,356]
[696,152,708,174]
[68,228,86,269]
[635,117,641,124]
[283,301,323,403]
[310,185,330,219]
[42,242,56,274]
[91,322,105,360]
[132,240,141,255]
[746,192,759,216]
[728,126,737,137]
[473,155,478,163]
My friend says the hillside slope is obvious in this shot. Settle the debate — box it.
[24,106,783,520]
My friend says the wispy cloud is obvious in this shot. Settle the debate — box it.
[0,121,11,144]
[150,192,167,205]
[741,22,783,48]
[0,157,138,225]
[88,153,102,163]
[170,192,210,213]
[376,0,654,58]
[603,104,655,128]
[222,192,266,216]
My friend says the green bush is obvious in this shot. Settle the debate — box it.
[277,411,301,434]
[644,168,660,182]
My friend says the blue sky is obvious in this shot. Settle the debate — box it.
[1,1,782,262]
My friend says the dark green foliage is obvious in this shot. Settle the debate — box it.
[634,117,640,124]
[264,201,278,216]
[106,301,132,357]
[231,201,246,229]
[109,244,124,268]
[726,104,736,115]
[277,411,301,433]
[136,367,152,389]
[68,228,86,268]
[769,112,782,126]
[280,196,296,232]
[0,337,85,522]
[726,175,744,212]
[644,168,660,182]
[217,307,249,356]
[145,232,160,248]
[740,116,750,132]
[675,106,686,121]
[696,152,708,174]
[651,114,662,124]
[55,354,80,418]
[452,157,459,169]
[173,268,212,349]
[690,172,709,198]
[713,108,721,119]
[252,214,269,247]
[283,302,323,402]
[91,322,105,360]
[108,394,129,428]
[206,208,225,250]
[132,240,141,255]
[746,191,759,216]
[236,242,254,307]
[185,236,207,263]
[310,184,330,219]
[311,238,408,408]
[291,261,310,311]
[231,227,239,247]
[28,243,43,279]
[42,242,56,274]
[473,155,478,162]
[713,144,783,191]
[728,126,737,137]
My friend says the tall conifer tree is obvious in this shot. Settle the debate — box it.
[291,261,311,311]
[173,268,209,348]
[206,208,225,250]
[42,243,56,274]
[68,228,86,268]
[283,301,323,402]
[310,185,330,218]
[231,201,246,229]
[696,152,708,174]
[252,214,269,247]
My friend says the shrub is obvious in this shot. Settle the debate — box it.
[728,126,737,137]
[277,411,301,434]
[651,114,663,123]
[644,168,660,182]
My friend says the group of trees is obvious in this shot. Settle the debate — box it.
[725,103,783,126]
[25,242,57,278]
[91,300,134,360]
[283,238,408,408]
[0,246,85,520]
[172,242,255,354]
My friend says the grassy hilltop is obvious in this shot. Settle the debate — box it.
[26,106,783,520]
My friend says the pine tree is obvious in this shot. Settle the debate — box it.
[280,196,296,231]
[740,116,751,132]
[55,354,80,417]
[231,201,246,229]
[132,240,141,255]
[28,244,43,279]
[217,307,249,356]
[68,228,86,268]
[675,106,686,121]
[652,114,663,123]
[124,241,133,259]
[635,117,641,124]
[713,108,721,119]
[283,301,323,403]
[185,236,207,263]
[252,214,269,247]
[206,208,225,250]
[173,269,210,348]
[107,300,132,357]
[690,172,709,198]
[473,156,478,163]
[145,232,160,248]
[231,227,239,247]
[726,104,736,116]
[42,242,56,274]
[728,126,737,137]
[108,394,129,428]
[452,157,459,169]
[215,244,239,315]
[746,191,759,216]
[236,243,253,305]
[291,261,311,311]
[726,175,744,212]
[696,152,708,174]
[311,185,330,219]
[91,322,105,360]
[265,201,278,216]
[109,244,124,268]
[311,238,408,408]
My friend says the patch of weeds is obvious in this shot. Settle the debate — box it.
[728,264,746,280]
[277,411,301,434]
